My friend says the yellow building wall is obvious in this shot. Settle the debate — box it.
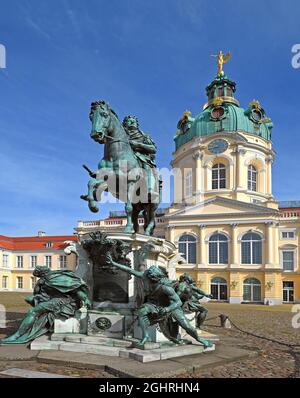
[0,251,77,292]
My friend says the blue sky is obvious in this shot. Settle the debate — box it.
[0,0,300,236]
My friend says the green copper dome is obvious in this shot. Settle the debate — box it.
[175,73,273,151]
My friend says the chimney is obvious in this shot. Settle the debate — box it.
[38,231,46,237]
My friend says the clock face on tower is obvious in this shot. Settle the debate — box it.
[208,139,228,154]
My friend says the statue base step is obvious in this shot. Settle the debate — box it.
[31,333,217,363]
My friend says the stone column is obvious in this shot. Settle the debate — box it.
[230,223,239,267]
[265,221,274,267]
[265,156,273,196]
[198,224,206,266]
[235,147,246,190]
[273,222,280,266]
[193,151,203,203]
[166,225,175,243]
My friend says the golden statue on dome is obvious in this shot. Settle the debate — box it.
[211,50,231,75]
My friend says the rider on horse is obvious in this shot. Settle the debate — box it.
[122,115,159,200]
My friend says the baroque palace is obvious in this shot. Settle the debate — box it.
[77,59,300,305]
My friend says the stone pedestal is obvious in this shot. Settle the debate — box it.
[50,232,219,362]
[65,232,183,341]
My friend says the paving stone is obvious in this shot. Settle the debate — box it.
[128,350,162,363]
[0,344,38,360]
[0,367,73,378]
[59,342,121,357]
[159,345,205,360]
[37,350,117,369]
[30,336,60,351]
[105,359,194,378]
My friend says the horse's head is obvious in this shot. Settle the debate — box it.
[89,100,117,144]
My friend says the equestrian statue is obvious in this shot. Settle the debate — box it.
[81,101,161,236]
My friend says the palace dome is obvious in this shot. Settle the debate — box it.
[175,73,273,151]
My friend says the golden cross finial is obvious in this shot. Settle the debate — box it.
[211,50,231,75]
[182,110,192,118]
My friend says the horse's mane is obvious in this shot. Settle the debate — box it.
[91,100,119,119]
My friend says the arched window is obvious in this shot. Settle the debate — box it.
[243,278,261,302]
[209,233,228,264]
[241,232,262,264]
[178,234,196,264]
[248,165,257,191]
[211,277,228,301]
[212,163,226,189]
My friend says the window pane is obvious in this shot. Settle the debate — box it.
[211,284,218,300]
[220,285,228,300]
[252,241,262,264]
[283,251,294,270]
[253,285,261,301]
[209,242,218,263]
[219,242,228,264]
[188,243,196,264]
[242,242,251,264]
[178,242,186,259]
[243,285,251,301]
[219,178,226,189]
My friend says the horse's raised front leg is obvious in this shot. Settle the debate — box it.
[80,177,104,213]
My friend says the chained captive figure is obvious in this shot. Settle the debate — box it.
[175,273,213,329]
[106,254,213,348]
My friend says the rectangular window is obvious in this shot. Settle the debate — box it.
[30,256,37,268]
[59,255,67,269]
[16,256,23,268]
[45,242,53,248]
[2,254,9,268]
[44,255,52,268]
[2,276,8,289]
[212,169,226,189]
[16,277,23,289]
[281,231,295,239]
[282,251,294,271]
[283,281,294,302]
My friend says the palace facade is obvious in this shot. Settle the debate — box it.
[78,67,300,305]
[0,232,77,292]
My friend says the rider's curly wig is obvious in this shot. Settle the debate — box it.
[122,115,139,129]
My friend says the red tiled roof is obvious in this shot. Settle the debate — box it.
[0,235,77,251]
[279,208,300,211]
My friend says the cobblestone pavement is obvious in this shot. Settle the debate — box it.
[0,295,299,378]
[0,360,114,378]
[178,303,300,378]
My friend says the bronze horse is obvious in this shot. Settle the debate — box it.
[81,101,161,236]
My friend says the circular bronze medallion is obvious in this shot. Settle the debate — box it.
[95,317,112,330]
